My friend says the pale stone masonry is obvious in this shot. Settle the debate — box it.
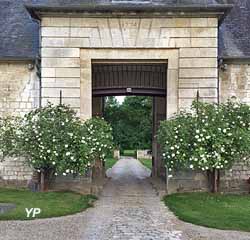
[0,62,39,117]
[220,64,250,104]
[40,17,218,117]
[0,62,39,184]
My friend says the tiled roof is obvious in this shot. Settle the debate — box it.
[219,0,250,58]
[0,0,249,60]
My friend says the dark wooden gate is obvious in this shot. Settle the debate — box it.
[92,63,167,97]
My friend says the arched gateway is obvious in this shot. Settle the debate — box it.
[92,61,167,179]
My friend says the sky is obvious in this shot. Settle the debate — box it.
[116,96,125,104]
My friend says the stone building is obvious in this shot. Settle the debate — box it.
[0,0,250,193]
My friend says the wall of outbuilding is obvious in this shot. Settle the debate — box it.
[219,64,250,193]
[0,62,39,186]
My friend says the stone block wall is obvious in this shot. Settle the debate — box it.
[0,62,39,185]
[220,64,250,103]
[0,62,39,117]
[40,16,219,117]
[220,64,250,192]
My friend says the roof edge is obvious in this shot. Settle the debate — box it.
[0,57,36,62]
[221,56,250,64]
[25,3,234,20]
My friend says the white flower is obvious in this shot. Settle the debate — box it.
[66,169,70,173]
[63,172,66,176]
[65,144,69,148]
[190,164,194,169]
[54,172,58,176]
[47,150,51,153]
[52,161,56,165]
[66,152,71,156]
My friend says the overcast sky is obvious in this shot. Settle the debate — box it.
[116,96,125,104]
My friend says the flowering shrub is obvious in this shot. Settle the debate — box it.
[158,100,250,192]
[84,117,114,162]
[0,104,114,191]
[0,116,21,160]
[19,104,92,176]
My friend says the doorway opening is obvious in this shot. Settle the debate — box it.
[91,61,167,180]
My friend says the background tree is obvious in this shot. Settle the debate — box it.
[104,96,152,151]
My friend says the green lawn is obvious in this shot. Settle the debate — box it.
[138,158,152,170]
[122,150,136,157]
[105,157,117,170]
[0,188,96,220]
[164,192,250,232]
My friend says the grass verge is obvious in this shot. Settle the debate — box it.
[138,158,152,170]
[0,188,97,220]
[105,157,117,170]
[164,192,250,232]
[122,150,136,157]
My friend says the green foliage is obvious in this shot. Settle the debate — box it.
[122,149,136,157]
[105,158,117,170]
[20,104,89,175]
[104,96,152,150]
[84,117,114,162]
[0,116,21,160]
[164,192,250,232]
[158,100,250,173]
[0,104,114,176]
[0,187,96,220]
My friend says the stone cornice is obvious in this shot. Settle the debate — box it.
[25,3,233,21]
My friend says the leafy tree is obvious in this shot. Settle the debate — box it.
[104,96,152,151]
[158,100,250,192]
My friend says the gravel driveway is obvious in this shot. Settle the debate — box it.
[0,157,250,240]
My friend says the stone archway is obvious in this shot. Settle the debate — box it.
[80,49,178,179]
[91,61,168,178]
[80,48,179,120]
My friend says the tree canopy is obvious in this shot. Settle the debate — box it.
[104,96,152,151]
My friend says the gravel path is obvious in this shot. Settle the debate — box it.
[0,156,250,240]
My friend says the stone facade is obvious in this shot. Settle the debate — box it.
[220,64,250,192]
[0,62,39,117]
[0,62,39,185]
[220,64,250,103]
[40,17,218,117]
[1,14,250,193]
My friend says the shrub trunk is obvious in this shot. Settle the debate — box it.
[207,169,220,193]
